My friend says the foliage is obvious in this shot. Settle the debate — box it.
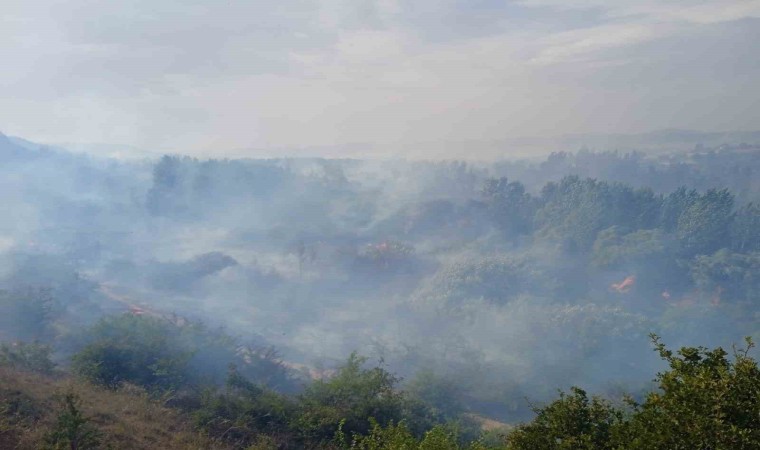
[0,287,55,341]
[482,177,536,237]
[0,363,226,449]
[404,370,465,420]
[192,365,295,447]
[71,314,293,392]
[297,353,407,441]
[625,335,760,449]
[690,249,760,305]
[505,387,626,450]
[592,227,669,269]
[43,392,102,450]
[505,336,760,450]
[731,202,760,252]
[414,255,553,309]
[676,188,735,256]
[535,176,660,251]
[659,187,700,232]
[72,314,193,390]
[192,353,448,447]
[335,419,488,450]
[0,341,56,374]
[178,320,293,390]
[0,388,42,429]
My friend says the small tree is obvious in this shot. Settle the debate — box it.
[335,419,486,450]
[43,393,101,450]
[626,335,760,449]
[505,387,626,450]
[297,353,405,441]
[71,314,192,391]
[505,336,760,449]
[0,341,55,374]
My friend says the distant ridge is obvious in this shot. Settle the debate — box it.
[3,128,759,161]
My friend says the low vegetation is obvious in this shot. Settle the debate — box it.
[1,321,757,449]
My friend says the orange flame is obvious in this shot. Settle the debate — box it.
[611,275,636,293]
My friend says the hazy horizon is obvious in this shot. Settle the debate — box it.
[4,127,760,161]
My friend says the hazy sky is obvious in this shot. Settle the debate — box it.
[2,0,759,158]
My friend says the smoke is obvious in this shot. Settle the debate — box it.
[0,136,758,421]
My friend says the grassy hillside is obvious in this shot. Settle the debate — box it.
[0,367,228,450]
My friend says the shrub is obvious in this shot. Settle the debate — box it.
[335,419,489,450]
[192,365,295,447]
[71,314,293,392]
[505,335,760,449]
[296,353,406,441]
[0,287,55,341]
[0,341,56,374]
[43,393,102,450]
[505,387,626,450]
[625,335,760,449]
[71,314,192,390]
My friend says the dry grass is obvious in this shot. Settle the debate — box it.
[465,413,512,432]
[0,366,232,449]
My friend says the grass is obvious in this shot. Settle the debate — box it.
[0,366,231,449]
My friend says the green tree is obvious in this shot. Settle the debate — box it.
[626,335,760,449]
[193,365,295,447]
[482,178,536,237]
[0,341,55,374]
[535,176,661,252]
[690,249,760,305]
[505,387,626,450]
[731,202,760,252]
[297,353,406,441]
[71,314,192,390]
[0,287,54,341]
[43,393,101,450]
[676,188,735,256]
[659,187,699,232]
[335,419,487,450]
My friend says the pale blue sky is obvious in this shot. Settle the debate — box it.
[1,0,759,157]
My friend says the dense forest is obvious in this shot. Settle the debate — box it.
[1,133,758,448]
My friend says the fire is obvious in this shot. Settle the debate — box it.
[611,275,636,293]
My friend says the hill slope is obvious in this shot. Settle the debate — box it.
[0,367,228,450]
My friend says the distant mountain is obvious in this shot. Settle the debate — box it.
[0,131,46,161]
[3,128,759,161]
[0,131,160,160]
[371,129,760,160]
[554,129,760,152]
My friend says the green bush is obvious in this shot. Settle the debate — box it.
[0,287,55,341]
[0,341,56,374]
[505,387,626,450]
[504,335,760,449]
[43,393,102,450]
[71,314,192,390]
[296,353,407,441]
[193,365,295,447]
[71,314,293,392]
[335,419,489,450]
[625,335,760,449]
